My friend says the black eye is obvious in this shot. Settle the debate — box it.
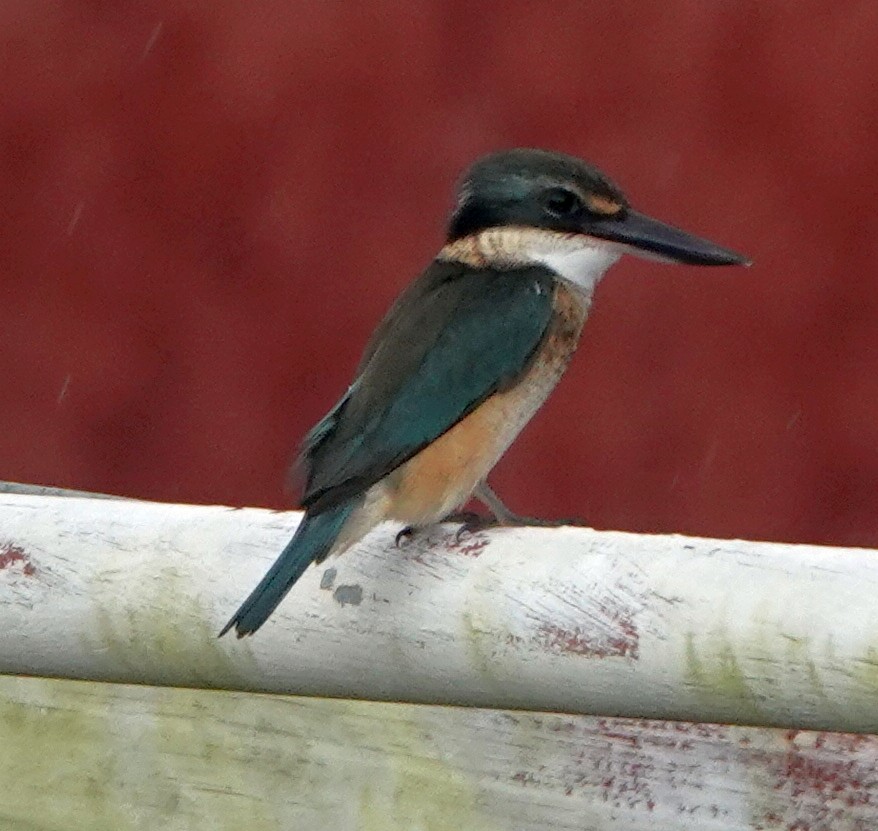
[542,187,581,218]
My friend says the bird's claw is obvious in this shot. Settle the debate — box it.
[395,526,416,547]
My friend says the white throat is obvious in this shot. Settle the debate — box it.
[530,243,621,296]
[439,226,623,302]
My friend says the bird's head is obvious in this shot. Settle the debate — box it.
[443,148,749,292]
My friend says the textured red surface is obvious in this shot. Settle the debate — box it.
[3,2,878,546]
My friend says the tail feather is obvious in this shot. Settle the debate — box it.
[220,501,355,638]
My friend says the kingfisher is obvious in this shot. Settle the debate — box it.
[221,148,748,637]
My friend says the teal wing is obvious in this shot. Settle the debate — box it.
[301,261,557,513]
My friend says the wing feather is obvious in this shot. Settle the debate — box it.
[301,261,556,512]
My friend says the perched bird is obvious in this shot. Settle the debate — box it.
[221,148,748,637]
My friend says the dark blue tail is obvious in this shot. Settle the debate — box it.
[220,501,355,637]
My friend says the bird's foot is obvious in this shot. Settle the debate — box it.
[397,512,495,548]
[472,481,584,532]
[453,513,500,542]
[398,505,583,548]
[440,510,482,525]
[454,512,582,541]
[396,513,489,547]
[395,525,417,547]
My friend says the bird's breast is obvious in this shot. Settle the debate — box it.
[383,281,588,525]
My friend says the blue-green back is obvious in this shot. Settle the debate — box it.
[301,260,557,512]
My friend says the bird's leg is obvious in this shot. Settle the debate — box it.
[474,481,523,525]
[452,481,585,540]
[450,481,511,539]
[438,509,483,525]
[440,483,516,531]
[439,480,584,542]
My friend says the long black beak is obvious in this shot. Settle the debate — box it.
[589,209,750,266]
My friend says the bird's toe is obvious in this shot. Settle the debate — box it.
[454,514,500,542]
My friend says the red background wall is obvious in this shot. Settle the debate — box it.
[3,1,877,547]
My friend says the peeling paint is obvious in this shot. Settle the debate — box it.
[451,537,490,557]
[0,542,37,577]
[417,526,491,557]
[320,567,337,589]
[333,584,363,606]
[528,569,642,660]
[752,730,878,830]
[537,619,638,659]
[502,713,733,823]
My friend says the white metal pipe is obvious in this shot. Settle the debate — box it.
[1,492,876,732]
